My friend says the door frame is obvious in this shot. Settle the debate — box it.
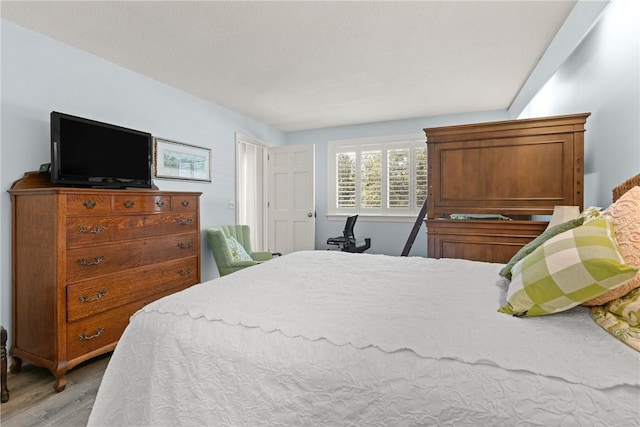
[235,132,269,251]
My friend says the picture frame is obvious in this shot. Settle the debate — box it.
[154,137,212,182]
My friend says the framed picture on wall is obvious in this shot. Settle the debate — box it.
[154,137,212,182]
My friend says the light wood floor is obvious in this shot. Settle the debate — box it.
[0,353,110,427]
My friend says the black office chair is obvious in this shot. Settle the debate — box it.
[327,215,371,253]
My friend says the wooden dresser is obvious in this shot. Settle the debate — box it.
[425,113,589,263]
[8,172,201,391]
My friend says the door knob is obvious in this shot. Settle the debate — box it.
[307,212,313,217]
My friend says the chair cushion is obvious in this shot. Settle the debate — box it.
[226,236,253,262]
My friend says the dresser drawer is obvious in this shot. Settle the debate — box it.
[67,257,199,322]
[66,213,198,247]
[171,195,197,212]
[66,194,112,215]
[66,285,193,360]
[66,232,199,282]
[113,194,170,214]
[66,300,142,361]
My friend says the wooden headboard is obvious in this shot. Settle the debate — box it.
[425,113,590,219]
[613,173,640,202]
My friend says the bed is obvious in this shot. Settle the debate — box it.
[88,250,640,425]
[88,148,640,426]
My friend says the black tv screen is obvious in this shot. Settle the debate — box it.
[51,111,153,188]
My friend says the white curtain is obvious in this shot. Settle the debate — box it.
[237,140,266,251]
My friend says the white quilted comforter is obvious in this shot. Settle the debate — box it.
[88,251,640,426]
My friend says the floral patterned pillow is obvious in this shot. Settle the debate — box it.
[580,206,603,222]
[583,186,640,306]
[591,287,640,352]
[226,236,253,262]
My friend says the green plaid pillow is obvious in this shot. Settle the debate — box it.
[498,217,638,317]
[499,216,585,280]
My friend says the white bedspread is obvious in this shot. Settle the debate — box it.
[88,251,640,426]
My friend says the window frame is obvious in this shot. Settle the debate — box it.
[327,133,427,220]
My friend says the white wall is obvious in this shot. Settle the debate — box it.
[0,21,285,338]
[285,110,508,257]
[517,0,640,207]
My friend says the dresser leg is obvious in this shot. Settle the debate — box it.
[9,355,22,374]
[53,374,67,392]
[1,327,9,403]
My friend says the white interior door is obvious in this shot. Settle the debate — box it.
[268,144,315,254]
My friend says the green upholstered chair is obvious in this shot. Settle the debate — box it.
[207,225,275,276]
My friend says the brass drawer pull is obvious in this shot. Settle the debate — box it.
[156,199,165,207]
[78,327,104,341]
[177,268,192,276]
[83,200,97,209]
[79,290,107,303]
[177,241,193,249]
[177,218,193,225]
[77,224,106,234]
[123,200,135,208]
[77,256,105,266]
[181,200,190,207]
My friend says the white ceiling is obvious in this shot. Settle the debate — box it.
[2,1,580,132]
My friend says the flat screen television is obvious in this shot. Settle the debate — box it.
[51,111,153,189]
